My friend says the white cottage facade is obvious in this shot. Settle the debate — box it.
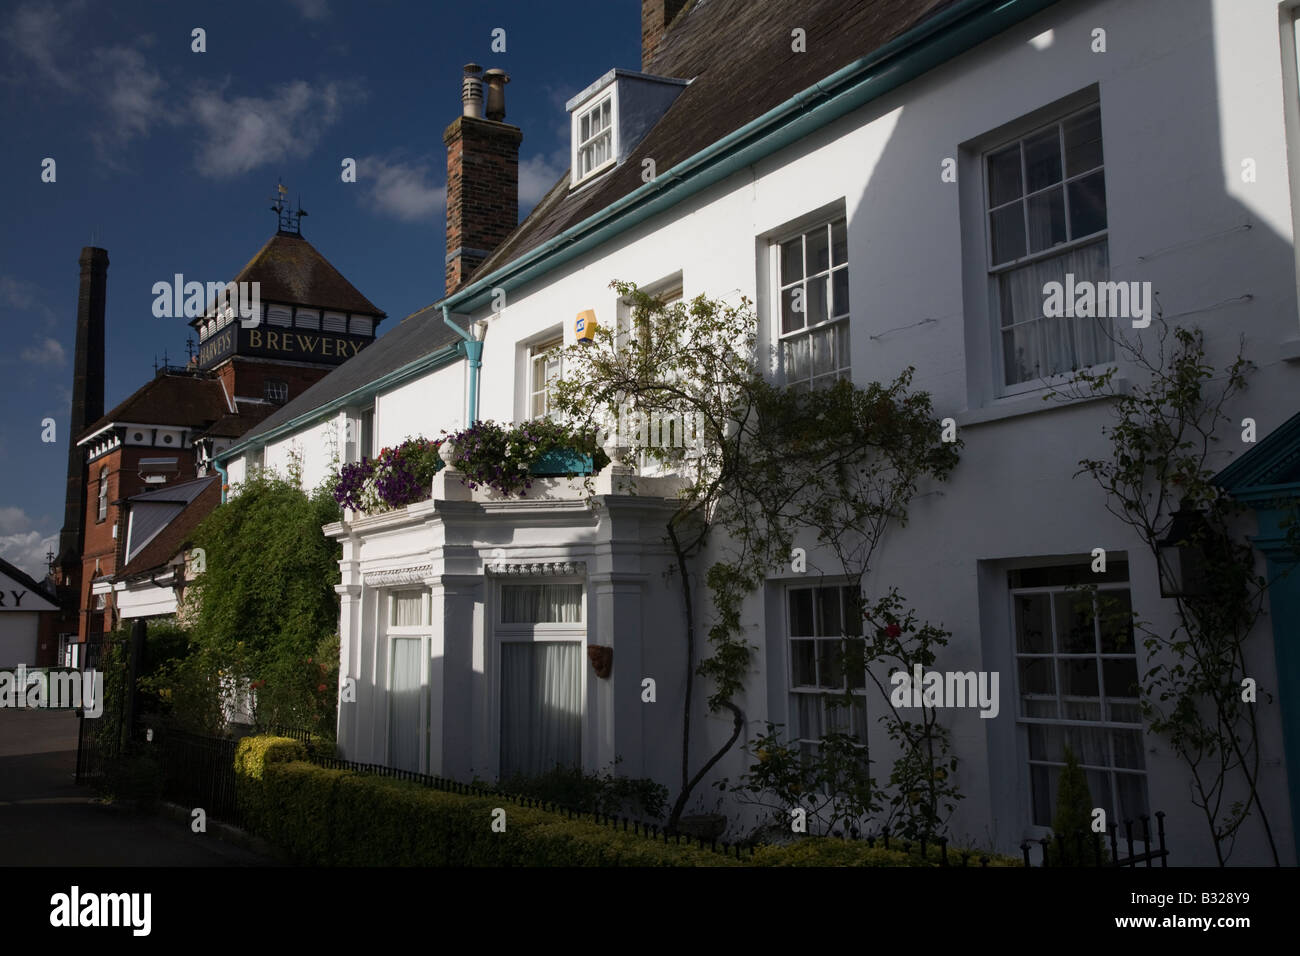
[218,0,1300,863]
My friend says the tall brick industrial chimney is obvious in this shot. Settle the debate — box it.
[443,64,522,296]
[55,247,107,631]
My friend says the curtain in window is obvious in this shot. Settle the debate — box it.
[392,590,425,626]
[388,637,425,772]
[998,241,1111,385]
[501,584,582,624]
[500,642,581,779]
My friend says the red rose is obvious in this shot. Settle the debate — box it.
[886,623,902,639]
[317,683,327,692]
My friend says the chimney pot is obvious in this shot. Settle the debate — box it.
[483,69,509,122]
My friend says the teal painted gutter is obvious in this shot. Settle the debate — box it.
[442,305,482,425]
[215,339,465,465]
[440,0,1060,315]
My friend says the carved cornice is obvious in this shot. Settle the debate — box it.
[362,564,434,587]
[485,561,587,577]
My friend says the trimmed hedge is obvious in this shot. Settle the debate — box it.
[234,736,1020,867]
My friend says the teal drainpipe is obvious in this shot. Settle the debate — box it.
[443,305,481,425]
[214,459,230,505]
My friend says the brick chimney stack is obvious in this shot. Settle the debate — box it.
[642,0,690,70]
[58,247,107,574]
[444,64,522,296]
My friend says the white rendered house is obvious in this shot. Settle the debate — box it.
[216,0,1300,864]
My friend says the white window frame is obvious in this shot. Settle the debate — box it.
[1276,3,1300,330]
[784,582,867,757]
[773,217,851,392]
[1008,569,1149,834]
[384,588,431,773]
[982,101,1114,397]
[528,336,564,420]
[570,91,617,187]
[96,467,109,522]
[491,577,587,780]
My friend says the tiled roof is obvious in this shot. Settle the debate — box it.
[193,406,278,441]
[472,0,960,278]
[200,232,386,320]
[77,372,232,444]
[235,302,464,444]
[117,477,220,579]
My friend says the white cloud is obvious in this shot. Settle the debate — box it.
[90,46,168,155]
[360,154,444,222]
[518,150,568,208]
[286,0,329,21]
[0,529,58,582]
[3,2,78,91]
[20,336,65,365]
[189,79,353,178]
[0,507,31,535]
[0,276,57,331]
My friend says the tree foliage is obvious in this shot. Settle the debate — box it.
[1051,315,1277,865]
[164,467,342,735]
[552,281,961,832]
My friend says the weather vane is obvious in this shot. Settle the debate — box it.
[269,180,309,235]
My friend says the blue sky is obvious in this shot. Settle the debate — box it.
[0,0,641,579]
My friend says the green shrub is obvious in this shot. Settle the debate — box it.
[750,836,1022,867]
[233,735,1024,867]
[498,763,667,821]
[1049,746,1108,865]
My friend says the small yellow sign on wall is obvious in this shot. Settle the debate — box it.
[575,309,597,343]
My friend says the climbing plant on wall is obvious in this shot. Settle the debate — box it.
[551,281,961,833]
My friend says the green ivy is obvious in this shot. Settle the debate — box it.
[167,469,342,736]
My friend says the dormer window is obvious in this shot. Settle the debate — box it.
[567,70,688,190]
[575,95,614,183]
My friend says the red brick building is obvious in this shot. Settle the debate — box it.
[55,214,386,655]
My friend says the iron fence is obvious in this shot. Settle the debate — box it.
[146,725,243,826]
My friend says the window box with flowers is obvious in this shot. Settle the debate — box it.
[439,419,610,497]
[331,437,444,516]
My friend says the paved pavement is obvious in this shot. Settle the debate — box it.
[0,708,272,866]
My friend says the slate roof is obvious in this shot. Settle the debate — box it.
[193,405,278,442]
[77,372,232,444]
[117,477,220,579]
[472,0,960,278]
[220,0,966,454]
[192,232,386,323]
[235,302,464,443]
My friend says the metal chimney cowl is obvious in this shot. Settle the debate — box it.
[483,68,509,122]
[462,63,484,118]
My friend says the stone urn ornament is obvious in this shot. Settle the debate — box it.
[439,438,458,471]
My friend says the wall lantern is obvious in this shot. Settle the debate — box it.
[575,309,597,344]
[587,644,613,679]
[1156,502,1213,598]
